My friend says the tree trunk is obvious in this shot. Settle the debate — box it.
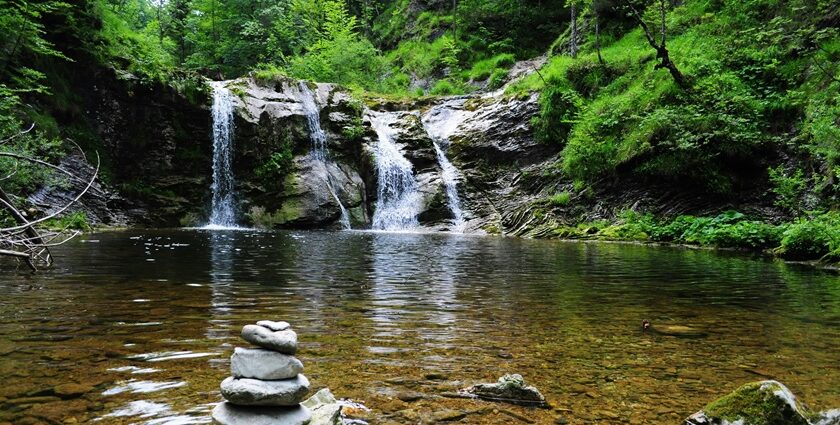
[595,8,604,65]
[570,4,578,58]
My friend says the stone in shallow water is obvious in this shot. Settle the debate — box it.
[221,375,310,406]
[685,380,815,425]
[212,402,312,425]
[241,325,297,354]
[302,388,342,425]
[257,320,291,331]
[461,374,546,407]
[231,347,303,380]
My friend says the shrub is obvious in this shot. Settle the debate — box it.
[532,81,582,144]
[487,68,509,89]
[778,213,840,261]
[768,166,807,213]
[566,60,621,98]
[548,191,572,206]
[430,79,458,96]
[44,211,91,231]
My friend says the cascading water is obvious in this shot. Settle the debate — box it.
[422,100,470,231]
[207,81,238,228]
[298,82,351,229]
[369,112,422,231]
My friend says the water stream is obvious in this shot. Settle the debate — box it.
[368,112,422,231]
[422,100,472,231]
[298,82,351,230]
[206,82,238,228]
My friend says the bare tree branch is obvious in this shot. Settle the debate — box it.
[1,125,100,270]
[0,123,34,146]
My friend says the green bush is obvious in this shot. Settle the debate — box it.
[548,191,572,206]
[532,81,582,144]
[430,80,458,96]
[566,60,621,98]
[768,166,807,213]
[778,213,840,261]
[465,53,516,81]
[44,211,91,231]
[487,68,509,89]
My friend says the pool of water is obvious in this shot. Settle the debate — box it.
[1,229,838,424]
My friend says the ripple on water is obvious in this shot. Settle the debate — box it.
[1,229,839,424]
[108,365,162,374]
[102,380,187,395]
[128,351,218,362]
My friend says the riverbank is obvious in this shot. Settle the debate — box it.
[538,210,840,269]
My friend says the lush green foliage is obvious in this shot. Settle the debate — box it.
[552,210,840,264]
[43,211,91,231]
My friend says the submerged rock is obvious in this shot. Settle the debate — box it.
[241,325,298,354]
[301,388,342,425]
[212,402,312,425]
[220,375,310,406]
[685,381,817,425]
[230,347,303,380]
[461,374,547,407]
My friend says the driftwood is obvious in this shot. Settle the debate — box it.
[0,125,99,271]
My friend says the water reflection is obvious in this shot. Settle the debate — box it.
[0,230,838,424]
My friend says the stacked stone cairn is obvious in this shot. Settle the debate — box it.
[212,321,312,425]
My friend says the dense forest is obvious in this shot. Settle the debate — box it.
[1,0,840,264]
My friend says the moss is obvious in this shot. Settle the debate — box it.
[702,381,811,425]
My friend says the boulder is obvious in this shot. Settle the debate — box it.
[231,347,303,380]
[461,374,547,407]
[302,388,342,425]
[220,375,310,407]
[685,381,817,425]
[212,402,312,425]
[241,325,298,354]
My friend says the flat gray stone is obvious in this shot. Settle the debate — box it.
[257,320,291,331]
[241,325,298,354]
[231,347,303,380]
[212,402,311,425]
[221,375,310,406]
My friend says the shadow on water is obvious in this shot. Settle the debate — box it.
[0,229,838,424]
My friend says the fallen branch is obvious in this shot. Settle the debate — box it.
[1,126,99,270]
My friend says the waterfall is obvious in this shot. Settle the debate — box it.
[432,142,465,229]
[369,112,422,231]
[298,82,351,229]
[422,101,469,231]
[207,81,238,228]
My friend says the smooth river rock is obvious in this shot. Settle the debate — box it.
[241,325,298,354]
[220,375,310,406]
[257,320,291,331]
[231,347,304,380]
[212,402,312,425]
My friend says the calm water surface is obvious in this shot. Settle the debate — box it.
[1,229,838,424]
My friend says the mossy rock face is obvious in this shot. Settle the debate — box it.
[686,381,813,425]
